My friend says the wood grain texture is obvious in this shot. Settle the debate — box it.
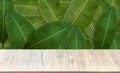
[0,72,119,73]
[0,50,120,71]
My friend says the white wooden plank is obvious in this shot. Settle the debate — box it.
[0,50,120,71]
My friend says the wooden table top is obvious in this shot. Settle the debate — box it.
[0,50,120,72]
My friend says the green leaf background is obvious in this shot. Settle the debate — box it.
[0,0,120,49]
[0,0,13,48]
[5,11,34,49]
[94,6,117,49]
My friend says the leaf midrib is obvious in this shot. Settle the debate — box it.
[14,5,37,8]
[38,0,58,22]
[30,27,69,48]
[112,0,115,7]
[2,0,5,42]
[101,10,112,48]
[59,1,71,4]
[11,15,27,41]
[72,0,89,24]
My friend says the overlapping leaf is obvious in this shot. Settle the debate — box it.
[0,0,119,49]
[24,21,72,49]
[0,0,13,47]
[13,0,71,30]
[63,0,99,30]
[5,11,34,49]
[62,27,86,49]
[105,0,120,31]
[93,6,117,49]
[13,0,39,17]
[24,21,86,49]
[83,0,108,48]
[13,0,44,30]
[37,0,71,23]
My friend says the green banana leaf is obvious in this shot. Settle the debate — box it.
[105,0,120,31]
[105,0,118,7]
[0,0,13,47]
[63,0,99,30]
[62,27,86,49]
[111,32,120,49]
[13,0,39,17]
[13,0,71,29]
[83,0,108,48]
[93,6,117,49]
[13,0,44,30]
[37,0,71,23]
[24,21,72,49]
[84,0,108,40]
[0,0,119,49]
[5,11,34,49]
[27,17,45,30]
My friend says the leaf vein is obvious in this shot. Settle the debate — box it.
[101,10,112,48]
[11,15,27,41]
[72,0,89,24]
[31,27,69,48]
[44,0,58,21]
